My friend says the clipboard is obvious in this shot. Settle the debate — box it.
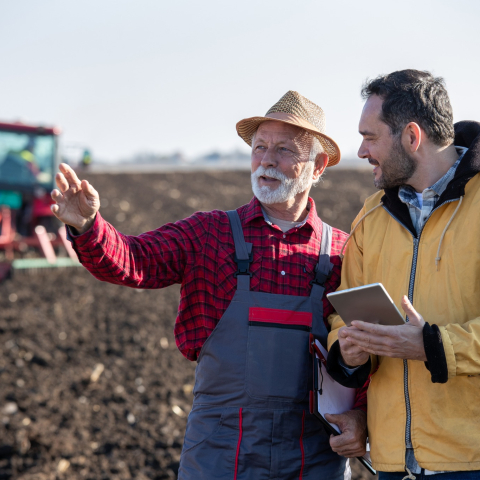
[309,334,376,475]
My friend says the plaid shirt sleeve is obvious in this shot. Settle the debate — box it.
[353,377,369,413]
[70,198,348,362]
[68,211,205,289]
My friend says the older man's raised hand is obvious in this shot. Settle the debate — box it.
[51,163,100,234]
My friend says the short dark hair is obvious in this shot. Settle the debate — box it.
[361,69,454,146]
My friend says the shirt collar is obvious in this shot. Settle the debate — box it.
[243,196,321,236]
[242,196,266,225]
[399,146,468,200]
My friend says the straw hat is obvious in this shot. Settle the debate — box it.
[236,90,341,167]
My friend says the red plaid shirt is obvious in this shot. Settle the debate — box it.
[70,196,367,410]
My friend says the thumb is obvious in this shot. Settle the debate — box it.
[324,413,344,428]
[401,295,425,327]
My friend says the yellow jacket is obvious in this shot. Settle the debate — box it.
[328,121,480,472]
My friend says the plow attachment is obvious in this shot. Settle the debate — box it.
[0,206,82,282]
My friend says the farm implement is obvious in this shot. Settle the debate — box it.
[0,121,81,281]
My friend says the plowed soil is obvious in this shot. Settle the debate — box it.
[0,168,377,480]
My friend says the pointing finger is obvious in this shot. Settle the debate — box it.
[401,296,415,315]
[59,163,81,187]
[55,172,70,193]
[401,296,425,327]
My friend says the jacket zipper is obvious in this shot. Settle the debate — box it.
[381,198,459,451]
[404,237,418,448]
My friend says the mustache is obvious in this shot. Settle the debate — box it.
[368,158,379,166]
[252,166,287,181]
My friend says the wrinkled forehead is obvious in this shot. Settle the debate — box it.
[255,120,312,145]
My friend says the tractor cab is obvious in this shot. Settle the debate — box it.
[0,122,58,191]
[0,121,60,234]
[0,121,80,280]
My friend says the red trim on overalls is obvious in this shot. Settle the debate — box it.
[234,408,243,480]
[299,410,305,480]
[249,307,313,327]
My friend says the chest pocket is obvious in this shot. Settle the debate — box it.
[215,244,263,298]
[245,306,311,402]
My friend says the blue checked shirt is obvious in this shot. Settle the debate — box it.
[398,147,468,235]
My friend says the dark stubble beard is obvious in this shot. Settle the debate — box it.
[374,136,418,190]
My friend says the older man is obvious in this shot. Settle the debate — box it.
[327,70,480,479]
[51,91,367,479]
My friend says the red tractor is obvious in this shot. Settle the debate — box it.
[0,121,79,281]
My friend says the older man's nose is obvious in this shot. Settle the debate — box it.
[260,147,278,168]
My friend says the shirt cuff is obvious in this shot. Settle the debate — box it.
[65,213,102,246]
[423,322,448,383]
[326,340,371,388]
[338,356,361,375]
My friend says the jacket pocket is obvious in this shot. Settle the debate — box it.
[245,307,311,402]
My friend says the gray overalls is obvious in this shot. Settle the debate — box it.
[178,211,346,480]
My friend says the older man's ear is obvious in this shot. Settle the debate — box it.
[314,152,329,180]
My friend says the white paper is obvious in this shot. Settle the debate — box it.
[315,340,356,433]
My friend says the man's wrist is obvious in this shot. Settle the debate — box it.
[326,340,371,388]
[339,355,362,373]
[68,216,96,236]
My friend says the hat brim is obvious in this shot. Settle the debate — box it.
[236,112,341,167]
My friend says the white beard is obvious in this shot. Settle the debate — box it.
[251,162,315,204]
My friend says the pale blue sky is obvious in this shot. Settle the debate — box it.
[1,0,479,163]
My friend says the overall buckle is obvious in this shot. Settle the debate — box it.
[309,264,331,287]
[233,252,253,278]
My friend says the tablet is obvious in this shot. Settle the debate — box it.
[326,283,405,326]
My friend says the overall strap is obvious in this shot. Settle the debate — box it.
[310,222,334,346]
[312,222,333,287]
[226,210,253,291]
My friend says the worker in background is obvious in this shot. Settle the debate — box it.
[80,149,92,170]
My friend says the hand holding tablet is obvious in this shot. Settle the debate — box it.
[329,285,427,365]
[327,283,405,327]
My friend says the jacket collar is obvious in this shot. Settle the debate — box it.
[381,121,480,235]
